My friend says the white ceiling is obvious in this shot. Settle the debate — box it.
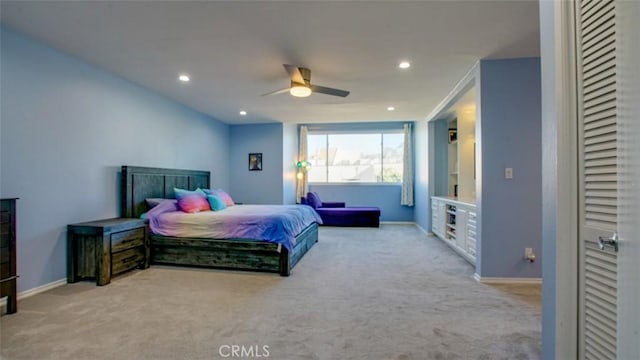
[0,1,539,125]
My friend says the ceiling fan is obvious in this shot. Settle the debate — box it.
[262,64,350,98]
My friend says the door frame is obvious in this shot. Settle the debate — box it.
[540,0,579,359]
[543,0,640,358]
[616,0,640,357]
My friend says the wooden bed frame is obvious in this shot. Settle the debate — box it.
[121,166,318,276]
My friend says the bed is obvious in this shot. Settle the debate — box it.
[120,166,320,276]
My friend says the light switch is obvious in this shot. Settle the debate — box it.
[505,167,513,179]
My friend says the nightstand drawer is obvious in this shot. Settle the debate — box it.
[1,232,9,248]
[112,247,145,276]
[111,228,145,253]
[0,262,9,277]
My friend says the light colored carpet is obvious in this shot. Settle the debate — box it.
[0,225,541,360]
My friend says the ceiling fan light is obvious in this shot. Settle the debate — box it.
[290,85,312,97]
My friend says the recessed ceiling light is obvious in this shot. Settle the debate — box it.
[178,74,190,82]
[398,61,411,69]
[387,106,395,111]
[239,110,247,116]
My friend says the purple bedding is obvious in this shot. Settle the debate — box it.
[143,200,322,251]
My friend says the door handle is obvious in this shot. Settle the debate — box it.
[598,232,619,252]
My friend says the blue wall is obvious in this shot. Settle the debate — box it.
[0,28,230,292]
[308,184,414,222]
[229,123,285,204]
[413,120,430,231]
[478,58,542,278]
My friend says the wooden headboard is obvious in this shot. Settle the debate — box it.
[121,166,210,218]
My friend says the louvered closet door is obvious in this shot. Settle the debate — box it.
[576,0,619,359]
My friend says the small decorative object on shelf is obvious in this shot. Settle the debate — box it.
[445,204,458,241]
[448,128,457,143]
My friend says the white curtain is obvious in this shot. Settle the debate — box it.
[296,125,309,203]
[401,123,414,206]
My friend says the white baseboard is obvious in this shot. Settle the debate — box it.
[380,221,416,225]
[414,223,431,236]
[18,278,67,299]
[473,273,542,284]
[1,278,67,309]
[375,222,435,237]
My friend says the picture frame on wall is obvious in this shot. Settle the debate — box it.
[249,153,262,171]
[448,129,457,143]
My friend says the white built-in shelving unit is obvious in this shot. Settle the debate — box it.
[432,196,476,264]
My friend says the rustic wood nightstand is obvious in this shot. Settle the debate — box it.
[67,218,149,286]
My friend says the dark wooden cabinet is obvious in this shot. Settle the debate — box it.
[67,218,149,286]
[1,198,18,314]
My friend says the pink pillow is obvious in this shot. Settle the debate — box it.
[174,188,211,213]
[204,189,235,206]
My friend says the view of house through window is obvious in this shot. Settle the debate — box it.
[308,132,404,183]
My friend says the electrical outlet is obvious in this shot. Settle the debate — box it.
[524,248,535,263]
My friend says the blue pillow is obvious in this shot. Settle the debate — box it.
[203,188,235,206]
[207,194,227,211]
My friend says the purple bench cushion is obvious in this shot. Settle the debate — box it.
[316,207,380,217]
[319,201,346,208]
[316,207,380,227]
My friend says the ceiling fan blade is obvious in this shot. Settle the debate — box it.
[310,85,350,97]
[261,87,291,96]
[283,64,305,84]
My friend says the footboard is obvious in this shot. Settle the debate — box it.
[280,222,319,276]
[150,223,319,276]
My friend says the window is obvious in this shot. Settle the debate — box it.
[308,132,404,183]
